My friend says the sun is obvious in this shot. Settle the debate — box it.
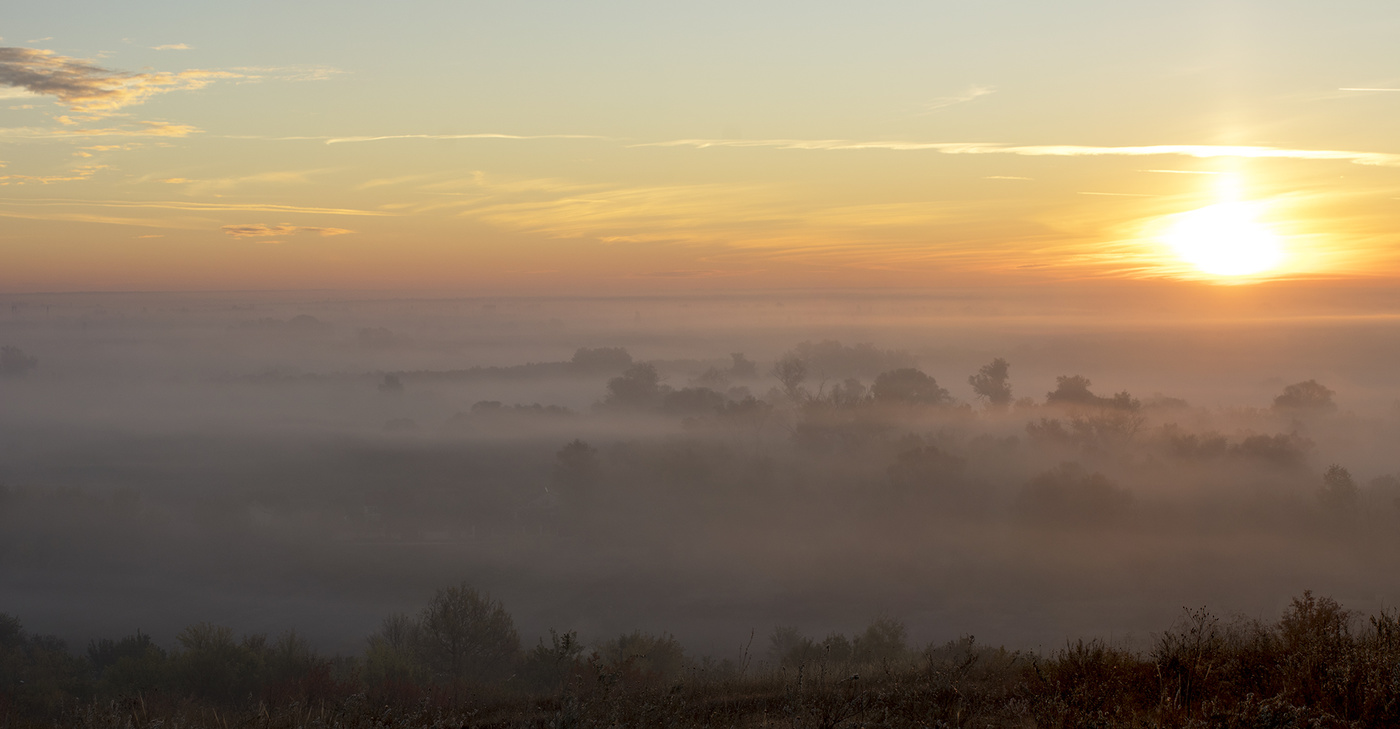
[1160,201,1284,277]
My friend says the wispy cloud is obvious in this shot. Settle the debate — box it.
[638,138,1400,167]
[0,197,393,217]
[0,121,201,138]
[1339,87,1400,92]
[221,223,355,238]
[230,65,343,82]
[324,133,604,145]
[917,85,996,114]
[0,164,107,185]
[0,46,239,115]
[985,175,1032,180]
[1140,169,1220,175]
[151,43,191,51]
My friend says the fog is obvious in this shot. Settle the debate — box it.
[3,287,1400,661]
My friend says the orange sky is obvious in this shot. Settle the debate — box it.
[3,2,1398,294]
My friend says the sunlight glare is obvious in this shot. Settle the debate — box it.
[1160,201,1283,277]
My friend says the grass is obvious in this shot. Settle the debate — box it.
[10,591,1400,728]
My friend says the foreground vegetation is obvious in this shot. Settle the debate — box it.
[5,589,1400,728]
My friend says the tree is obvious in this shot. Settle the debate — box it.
[871,368,951,406]
[1319,464,1357,509]
[1274,379,1336,413]
[553,439,601,496]
[853,618,907,664]
[1046,375,1097,406]
[571,347,632,373]
[0,346,37,377]
[771,355,808,401]
[968,357,1012,409]
[416,584,520,683]
[606,363,661,407]
[729,352,757,377]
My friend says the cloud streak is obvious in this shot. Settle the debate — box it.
[917,85,996,114]
[323,133,605,145]
[637,138,1400,167]
[221,223,355,238]
[0,197,392,217]
[0,46,238,115]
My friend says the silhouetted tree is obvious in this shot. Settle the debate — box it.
[521,629,584,691]
[872,368,951,406]
[416,584,519,684]
[853,618,908,664]
[729,352,757,377]
[1319,464,1358,509]
[357,327,396,349]
[771,355,808,401]
[598,631,687,683]
[572,347,633,373]
[363,613,422,684]
[606,363,661,407]
[1046,375,1097,406]
[969,357,1012,409]
[828,378,868,408]
[173,623,261,704]
[0,345,37,377]
[378,373,404,394]
[889,445,967,489]
[1274,380,1336,413]
[1046,375,1138,411]
[661,387,726,416]
[553,439,601,498]
[1020,462,1131,522]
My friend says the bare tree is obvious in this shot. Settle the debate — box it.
[771,356,808,401]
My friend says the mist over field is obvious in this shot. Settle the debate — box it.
[4,286,1400,661]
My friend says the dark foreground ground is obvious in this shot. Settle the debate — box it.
[5,591,1399,728]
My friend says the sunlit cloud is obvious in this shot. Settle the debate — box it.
[0,164,107,185]
[0,121,199,138]
[150,44,192,51]
[639,138,1400,167]
[0,47,240,116]
[221,223,355,239]
[0,197,393,217]
[230,65,344,82]
[324,133,605,145]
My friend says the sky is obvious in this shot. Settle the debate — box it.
[2,1,1398,294]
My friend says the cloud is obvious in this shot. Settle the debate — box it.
[1339,87,1400,92]
[985,175,1032,180]
[637,138,1400,167]
[324,133,604,145]
[0,46,239,115]
[0,164,107,185]
[150,44,192,51]
[0,198,392,217]
[917,85,996,114]
[220,223,355,238]
[230,65,343,82]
